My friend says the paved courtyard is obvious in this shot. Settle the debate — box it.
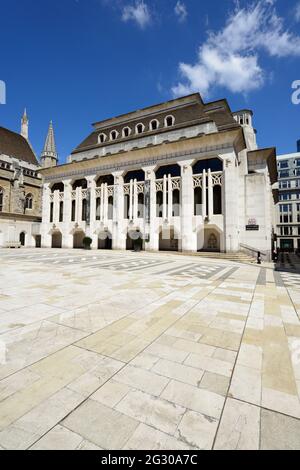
[0,249,300,450]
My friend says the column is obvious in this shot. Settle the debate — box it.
[133,179,138,220]
[63,180,72,223]
[100,183,104,222]
[142,165,158,251]
[112,171,126,250]
[86,175,97,248]
[223,151,239,253]
[104,183,108,224]
[179,160,196,252]
[208,169,213,221]
[41,183,52,248]
[53,190,59,223]
[129,179,133,221]
[168,174,173,221]
[202,170,207,220]
[62,179,73,248]
[163,175,167,220]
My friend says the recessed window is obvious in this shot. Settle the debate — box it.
[150,119,159,131]
[136,123,144,134]
[122,127,131,138]
[110,130,118,141]
[165,115,175,127]
[0,187,4,212]
[98,133,107,144]
[25,194,33,210]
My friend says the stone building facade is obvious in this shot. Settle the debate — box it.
[40,94,278,258]
[276,143,300,252]
[0,111,42,248]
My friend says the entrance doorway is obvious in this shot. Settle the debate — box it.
[159,227,179,252]
[203,229,220,252]
[98,232,112,250]
[35,235,41,248]
[52,231,62,249]
[73,231,85,249]
[19,232,26,246]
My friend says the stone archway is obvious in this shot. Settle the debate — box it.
[73,230,85,249]
[52,231,62,249]
[159,226,179,252]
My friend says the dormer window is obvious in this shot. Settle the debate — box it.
[165,115,175,127]
[150,119,159,131]
[110,130,118,141]
[98,133,107,144]
[122,127,131,138]
[136,123,144,135]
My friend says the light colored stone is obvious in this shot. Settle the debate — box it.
[114,365,169,397]
[91,380,131,408]
[116,389,185,435]
[63,399,139,450]
[161,379,225,419]
[152,359,204,387]
[261,409,300,450]
[214,398,260,450]
[176,410,218,450]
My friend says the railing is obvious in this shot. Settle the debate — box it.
[239,243,267,259]
[155,177,181,192]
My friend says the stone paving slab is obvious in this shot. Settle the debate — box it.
[0,249,300,450]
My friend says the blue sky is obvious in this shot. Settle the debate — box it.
[0,0,299,163]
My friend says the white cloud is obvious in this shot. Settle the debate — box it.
[172,1,300,97]
[175,1,187,23]
[122,1,151,29]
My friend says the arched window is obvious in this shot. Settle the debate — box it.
[124,194,130,219]
[82,199,87,221]
[172,190,180,217]
[25,194,33,210]
[96,197,101,221]
[135,123,144,135]
[194,187,202,216]
[110,130,118,141]
[50,202,54,223]
[108,196,114,220]
[150,119,159,131]
[213,186,222,215]
[72,179,87,190]
[0,188,4,212]
[156,191,163,217]
[165,115,175,127]
[98,133,107,144]
[122,127,131,138]
[59,201,64,222]
[71,200,76,222]
[138,193,144,219]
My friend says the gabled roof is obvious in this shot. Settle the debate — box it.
[0,126,38,165]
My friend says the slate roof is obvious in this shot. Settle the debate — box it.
[72,93,240,155]
[0,126,38,165]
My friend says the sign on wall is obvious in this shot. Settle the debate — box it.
[246,218,259,231]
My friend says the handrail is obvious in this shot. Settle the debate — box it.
[240,243,267,258]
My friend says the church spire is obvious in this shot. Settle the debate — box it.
[40,121,58,168]
[21,108,29,140]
